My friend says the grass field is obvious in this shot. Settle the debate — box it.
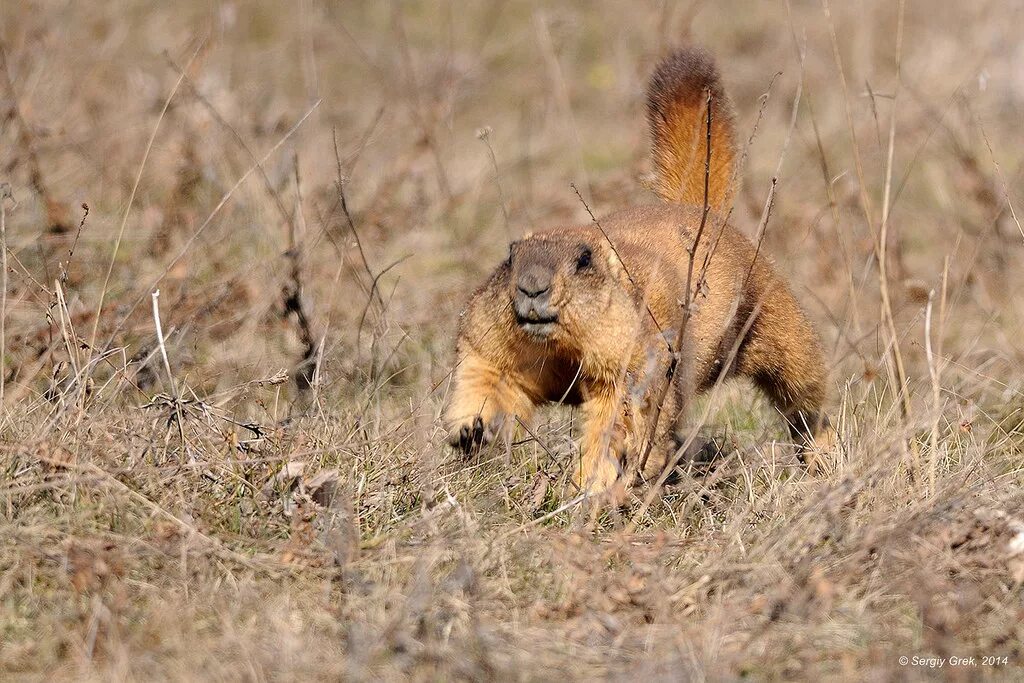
[2,1,1024,680]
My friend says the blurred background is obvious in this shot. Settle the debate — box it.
[2,1,1023,679]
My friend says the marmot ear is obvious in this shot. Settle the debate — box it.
[605,247,634,287]
[606,247,625,277]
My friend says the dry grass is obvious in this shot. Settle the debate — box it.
[2,1,1024,680]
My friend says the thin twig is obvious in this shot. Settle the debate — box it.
[336,178,378,301]
[731,70,782,202]
[332,127,382,321]
[477,126,512,241]
[925,257,949,494]
[58,203,89,287]
[0,183,10,405]
[637,89,714,475]
[356,254,412,347]
[151,290,187,456]
[877,0,916,467]
[971,108,1024,242]
[738,64,804,292]
[150,291,176,397]
[924,290,938,493]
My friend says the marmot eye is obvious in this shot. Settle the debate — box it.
[576,247,592,271]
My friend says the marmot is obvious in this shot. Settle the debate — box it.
[445,47,830,494]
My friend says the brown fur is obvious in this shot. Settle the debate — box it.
[445,47,830,494]
[647,47,738,209]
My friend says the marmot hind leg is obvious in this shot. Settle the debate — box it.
[736,288,833,464]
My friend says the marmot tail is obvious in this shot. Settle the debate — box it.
[646,47,738,210]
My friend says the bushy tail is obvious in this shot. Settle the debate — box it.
[646,47,738,210]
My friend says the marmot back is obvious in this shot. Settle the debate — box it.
[444,47,831,497]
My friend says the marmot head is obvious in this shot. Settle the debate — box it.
[505,230,633,347]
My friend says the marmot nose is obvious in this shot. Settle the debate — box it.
[517,282,550,298]
[517,268,552,299]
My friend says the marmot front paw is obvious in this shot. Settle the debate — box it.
[448,415,502,455]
